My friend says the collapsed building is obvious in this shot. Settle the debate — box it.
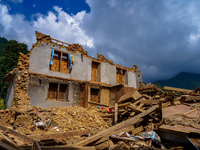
[5,31,142,109]
[1,32,200,149]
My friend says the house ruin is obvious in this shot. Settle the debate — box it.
[5,31,142,108]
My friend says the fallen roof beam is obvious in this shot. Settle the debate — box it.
[164,86,193,93]
[75,105,159,146]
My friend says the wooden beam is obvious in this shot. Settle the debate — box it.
[108,102,130,109]
[32,141,41,150]
[94,123,143,146]
[110,136,137,142]
[131,126,144,135]
[95,140,114,150]
[0,141,19,150]
[117,90,142,103]
[88,101,111,107]
[29,130,90,141]
[114,103,118,124]
[41,146,95,150]
[0,124,35,144]
[0,132,19,149]
[184,108,198,116]
[164,86,192,94]
[75,105,159,146]
[128,104,144,113]
[185,96,200,102]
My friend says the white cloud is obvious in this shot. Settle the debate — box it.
[0,4,94,49]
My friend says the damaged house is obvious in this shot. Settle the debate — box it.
[5,31,142,108]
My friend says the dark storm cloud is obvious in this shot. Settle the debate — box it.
[82,0,200,82]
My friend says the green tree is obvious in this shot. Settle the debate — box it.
[0,40,29,109]
[0,37,8,56]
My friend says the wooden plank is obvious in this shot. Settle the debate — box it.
[164,86,192,93]
[85,83,89,108]
[137,103,144,109]
[29,130,90,141]
[110,136,137,142]
[0,124,35,144]
[185,96,200,101]
[0,141,19,150]
[132,126,144,135]
[95,140,114,150]
[75,105,159,146]
[159,125,190,134]
[142,94,152,99]
[94,123,142,145]
[41,146,96,150]
[32,141,41,150]
[128,104,144,113]
[184,108,198,116]
[0,132,19,149]
[118,90,143,103]
[108,102,130,109]
[159,125,200,134]
[88,101,111,107]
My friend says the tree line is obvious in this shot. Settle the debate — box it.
[0,37,28,109]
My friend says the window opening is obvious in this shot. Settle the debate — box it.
[91,61,100,82]
[116,68,128,85]
[48,82,68,101]
[50,50,71,73]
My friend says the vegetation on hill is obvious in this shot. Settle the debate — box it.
[153,72,200,90]
[0,37,29,109]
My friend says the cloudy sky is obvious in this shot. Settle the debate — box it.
[1,0,200,83]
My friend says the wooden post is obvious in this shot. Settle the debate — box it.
[57,83,60,100]
[114,103,118,124]
[60,52,62,72]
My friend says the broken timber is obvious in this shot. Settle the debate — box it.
[75,105,159,146]
[0,124,35,144]
[164,86,193,94]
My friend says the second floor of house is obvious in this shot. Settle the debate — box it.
[29,32,142,88]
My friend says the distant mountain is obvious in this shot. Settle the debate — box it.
[153,72,200,90]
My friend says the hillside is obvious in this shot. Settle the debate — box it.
[153,72,200,90]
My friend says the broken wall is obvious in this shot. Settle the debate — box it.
[5,77,16,108]
[136,71,143,88]
[29,42,92,81]
[127,71,137,88]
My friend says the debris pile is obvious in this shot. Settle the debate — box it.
[0,85,200,150]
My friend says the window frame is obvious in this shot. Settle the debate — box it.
[49,49,71,74]
[47,82,69,102]
[116,68,128,85]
